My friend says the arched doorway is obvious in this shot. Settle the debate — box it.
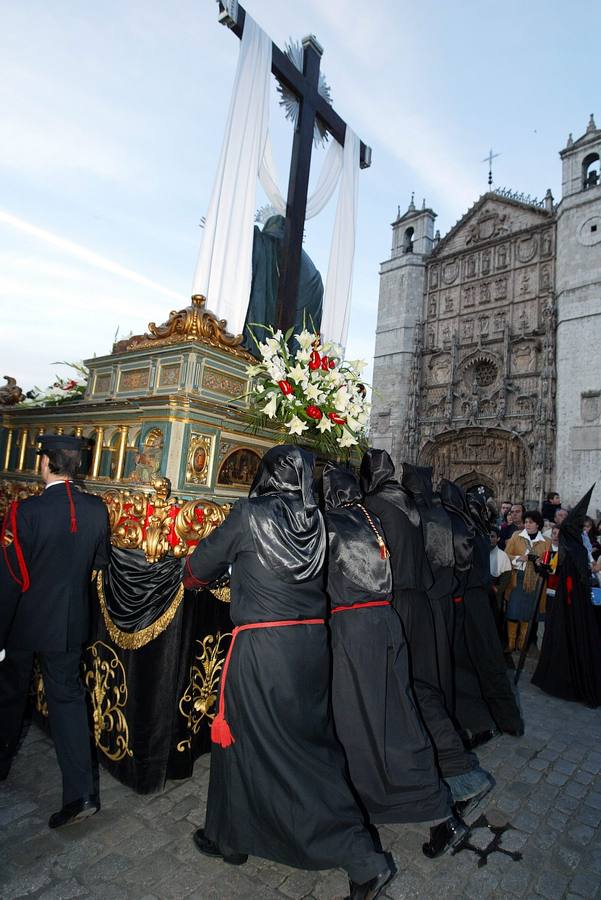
[455,471,496,504]
[419,427,529,502]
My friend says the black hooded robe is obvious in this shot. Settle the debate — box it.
[323,465,451,825]
[183,447,384,882]
[360,451,472,779]
[532,486,601,708]
[441,483,524,737]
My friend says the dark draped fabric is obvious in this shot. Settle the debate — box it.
[242,215,323,354]
[360,450,471,778]
[401,464,455,602]
[323,464,450,824]
[103,547,183,631]
[248,445,326,583]
[84,554,232,793]
[533,485,601,708]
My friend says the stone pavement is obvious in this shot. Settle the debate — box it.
[1,673,601,900]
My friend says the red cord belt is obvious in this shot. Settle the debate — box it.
[330,600,390,613]
[212,618,324,749]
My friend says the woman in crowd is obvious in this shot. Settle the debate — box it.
[183,445,392,900]
[582,516,601,561]
[504,510,550,653]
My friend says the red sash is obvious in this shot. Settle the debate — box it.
[330,600,390,614]
[211,617,325,748]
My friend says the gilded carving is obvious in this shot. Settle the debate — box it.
[118,295,254,362]
[177,631,232,751]
[158,364,181,388]
[118,368,150,392]
[84,641,133,762]
[201,367,247,399]
[186,433,212,485]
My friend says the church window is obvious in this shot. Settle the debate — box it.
[474,360,497,387]
[582,153,600,190]
[403,227,414,253]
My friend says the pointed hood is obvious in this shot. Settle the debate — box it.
[359,449,420,526]
[322,462,361,510]
[559,484,596,583]
[401,463,434,505]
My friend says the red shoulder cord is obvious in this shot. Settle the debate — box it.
[1,501,31,592]
[64,481,77,533]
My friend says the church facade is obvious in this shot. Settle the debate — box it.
[370,116,601,510]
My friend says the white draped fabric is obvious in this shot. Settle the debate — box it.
[192,16,360,345]
[321,128,360,347]
[258,135,343,220]
[191,17,271,336]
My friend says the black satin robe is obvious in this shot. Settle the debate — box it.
[362,493,471,778]
[326,507,451,824]
[185,500,382,881]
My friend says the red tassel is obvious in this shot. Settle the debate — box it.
[64,481,77,533]
[1,501,30,592]
[211,713,235,748]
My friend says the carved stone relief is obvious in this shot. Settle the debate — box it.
[463,286,476,308]
[442,260,459,284]
[516,235,538,263]
[511,342,537,374]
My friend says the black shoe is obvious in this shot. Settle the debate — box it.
[192,828,248,865]
[347,863,394,900]
[463,728,500,750]
[453,778,494,820]
[422,815,469,859]
[48,797,100,829]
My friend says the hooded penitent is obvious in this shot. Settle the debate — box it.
[533,484,601,708]
[323,463,391,597]
[401,464,455,602]
[248,445,326,583]
[322,462,451,824]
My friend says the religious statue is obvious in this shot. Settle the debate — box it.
[0,376,24,406]
[242,215,323,353]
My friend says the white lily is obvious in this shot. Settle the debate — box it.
[288,363,308,384]
[265,335,283,354]
[345,416,361,433]
[262,394,278,418]
[294,329,315,350]
[287,415,308,435]
[338,430,358,448]
[246,364,264,377]
[316,416,333,433]
[255,383,265,394]
[295,347,311,364]
[305,382,322,402]
[348,359,368,375]
[333,386,351,412]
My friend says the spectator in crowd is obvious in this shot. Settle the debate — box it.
[499,504,525,550]
[489,526,512,640]
[497,502,512,528]
[537,525,560,650]
[504,510,550,653]
[543,507,568,539]
[583,516,601,562]
[541,492,561,524]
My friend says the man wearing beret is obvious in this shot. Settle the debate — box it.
[0,435,111,827]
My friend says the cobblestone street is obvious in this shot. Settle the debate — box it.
[1,672,601,900]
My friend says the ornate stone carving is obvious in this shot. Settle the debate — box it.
[465,212,510,245]
[442,260,459,284]
[201,366,247,399]
[517,235,538,263]
[118,368,150,392]
[512,342,537,373]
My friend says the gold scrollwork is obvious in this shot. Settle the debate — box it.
[96,572,184,650]
[177,631,231,752]
[84,641,133,762]
[185,433,212,485]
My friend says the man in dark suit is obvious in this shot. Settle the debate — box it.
[0,435,110,828]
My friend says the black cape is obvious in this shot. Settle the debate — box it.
[186,447,383,881]
[532,485,601,708]
[360,450,471,778]
[323,464,450,824]
[441,482,524,737]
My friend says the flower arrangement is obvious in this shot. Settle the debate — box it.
[18,362,89,407]
[245,327,369,454]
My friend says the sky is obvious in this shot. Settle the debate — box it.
[1,0,599,393]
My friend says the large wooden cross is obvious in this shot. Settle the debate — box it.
[217,1,371,333]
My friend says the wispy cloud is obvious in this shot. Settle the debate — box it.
[0,211,182,302]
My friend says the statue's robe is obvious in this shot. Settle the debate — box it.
[242,215,323,351]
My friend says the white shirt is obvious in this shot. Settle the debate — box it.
[490,546,512,577]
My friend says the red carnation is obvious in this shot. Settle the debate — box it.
[305,405,323,420]
[278,380,293,396]
[328,412,346,425]
[328,359,336,369]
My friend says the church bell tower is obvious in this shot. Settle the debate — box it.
[370,196,436,469]
[555,115,601,511]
